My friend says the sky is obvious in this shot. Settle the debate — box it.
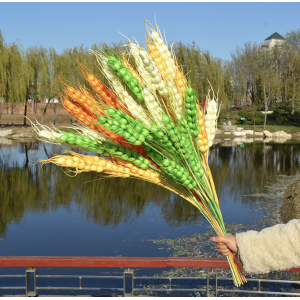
[0,2,300,62]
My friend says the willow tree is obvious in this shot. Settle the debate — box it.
[0,29,6,116]
[54,44,100,87]
[173,42,228,105]
[25,46,50,116]
[0,33,29,117]
[41,48,57,123]
[202,52,229,105]
[173,42,205,96]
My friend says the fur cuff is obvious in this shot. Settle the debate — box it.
[236,219,300,275]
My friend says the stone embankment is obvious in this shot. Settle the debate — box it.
[0,128,36,144]
[281,179,300,223]
[0,124,298,145]
[215,123,294,145]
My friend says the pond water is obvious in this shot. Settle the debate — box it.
[0,140,300,295]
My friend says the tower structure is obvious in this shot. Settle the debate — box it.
[259,32,286,50]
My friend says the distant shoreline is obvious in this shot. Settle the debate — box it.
[1,126,300,143]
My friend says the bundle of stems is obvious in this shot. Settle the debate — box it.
[33,19,246,286]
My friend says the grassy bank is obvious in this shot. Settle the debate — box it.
[0,113,73,127]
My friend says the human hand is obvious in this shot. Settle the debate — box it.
[210,233,239,259]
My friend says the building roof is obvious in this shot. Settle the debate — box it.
[265,32,286,41]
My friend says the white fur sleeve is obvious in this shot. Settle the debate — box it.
[236,219,300,275]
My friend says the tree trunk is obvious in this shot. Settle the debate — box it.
[24,143,29,168]
[291,97,295,115]
[53,103,56,124]
[263,86,268,130]
[42,142,50,159]
[253,106,256,131]
[42,102,49,124]
[23,99,28,126]
[290,146,294,175]
[8,104,11,115]
[32,99,34,114]
[291,84,296,115]
[284,80,287,102]
[263,143,266,175]
[264,103,267,130]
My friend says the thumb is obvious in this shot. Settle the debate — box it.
[210,236,231,243]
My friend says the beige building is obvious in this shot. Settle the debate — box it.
[259,32,286,50]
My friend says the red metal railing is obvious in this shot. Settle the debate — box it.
[1,256,300,297]
[0,256,300,271]
[0,256,235,268]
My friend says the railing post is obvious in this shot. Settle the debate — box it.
[123,269,126,297]
[25,267,38,297]
[123,268,134,297]
[79,277,82,289]
[207,272,217,297]
[131,269,135,297]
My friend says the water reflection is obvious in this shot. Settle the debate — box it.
[0,142,199,239]
[0,141,300,239]
[209,143,300,206]
[18,142,39,153]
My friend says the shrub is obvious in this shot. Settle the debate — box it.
[237,111,253,121]
[271,109,282,120]
[278,102,291,112]
[277,102,285,110]
[218,114,227,121]
[253,118,263,125]
[294,110,300,122]
[246,112,253,121]
[245,111,264,121]
[279,117,288,124]
[257,106,265,112]
[237,111,247,117]
[236,117,247,124]
[255,111,264,118]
